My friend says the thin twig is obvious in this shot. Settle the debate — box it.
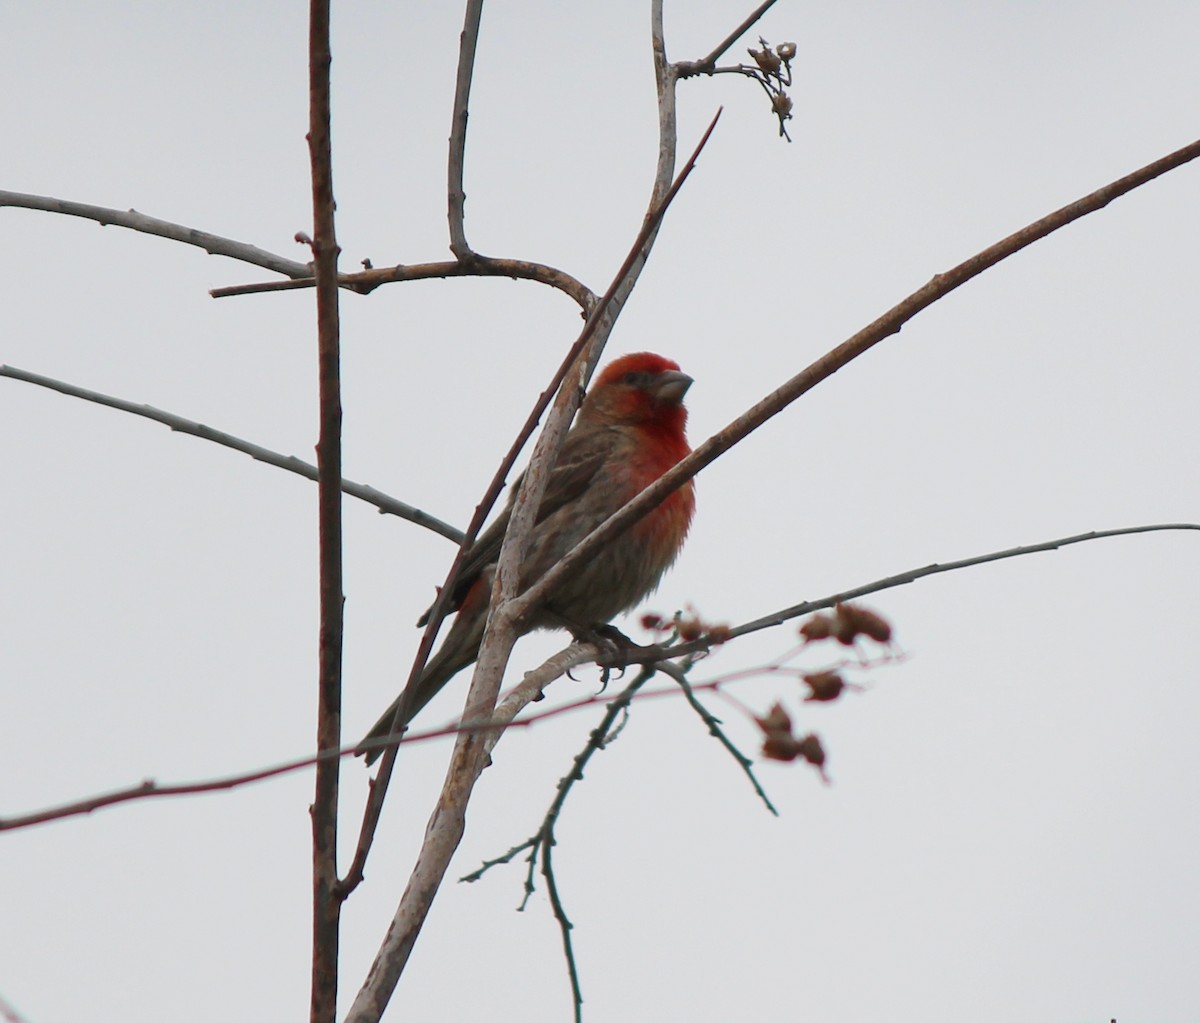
[513,137,1200,626]
[656,661,777,815]
[0,190,313,278]
[306,1,343,1019]
[210,255,597,312]
[0,991,31,1023]
[4,522,1193,834]
[448,0,485,258]
[726,523,1200,641]
[535,668,654,1023]
[0,364,464,544]
[603,524,1200,667]
[461,667,657,1023]
[0,703,586,834]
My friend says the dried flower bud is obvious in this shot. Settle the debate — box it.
[748,47,782,75]
[762,732,799,762]
[795,733,826,770]
[776,41,797,60]
[706,624,731,645]
[640,612,666,632]
[833,602,893,645]
[803,670,846,702]
[832,604,859,645]
[757,701,791,731]
[771,92,794,118]
[677,617,704,642]
[851,606,893,643]
[757,703,797,760]
[800,613,834,642]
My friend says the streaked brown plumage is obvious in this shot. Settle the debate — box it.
[358,352,694,763]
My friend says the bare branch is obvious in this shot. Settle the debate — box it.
[514,137,1200,623]
[0,190,312,278]
[675,0,782,76]
[0,364,465,544]
[306,1,343,1018]
[210,255,597,313]
[448,0,485,258]
[725,523,1200,643]
[0,712,558,833]
[466,666,657,1023]
[656,660,777,814]
[0,748,348,832]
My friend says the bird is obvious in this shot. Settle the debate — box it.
[357,351,695,764]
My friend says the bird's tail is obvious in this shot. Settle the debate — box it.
[355,619,484,766]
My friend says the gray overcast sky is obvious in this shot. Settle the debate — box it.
[3,3,1199,1022]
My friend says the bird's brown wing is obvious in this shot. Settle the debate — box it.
[416,429,613,626]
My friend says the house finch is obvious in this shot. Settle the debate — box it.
[358,351,695,763]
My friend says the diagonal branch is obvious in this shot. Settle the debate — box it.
[513,136,1200,624]
[0,364,464,543]
[0,190,313,279]
[656,660,777,814]
[725,522,1200,642]
[675,0,781,75]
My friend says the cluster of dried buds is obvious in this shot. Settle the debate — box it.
[800,602,893,647]
[746,38,797,140]
[640,608,730,646]
[755,703,827,781]
[753,603,894,777]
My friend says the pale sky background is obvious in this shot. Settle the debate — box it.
[3,3,1199,1022]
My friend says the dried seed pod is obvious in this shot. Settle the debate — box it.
[795,733,826,769]
[800,613,834,642]
[749,47,782,75]
[803,670,846,702]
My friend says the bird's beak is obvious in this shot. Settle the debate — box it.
[652,370,693,403]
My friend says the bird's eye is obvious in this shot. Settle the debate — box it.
[623,371,641,385]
